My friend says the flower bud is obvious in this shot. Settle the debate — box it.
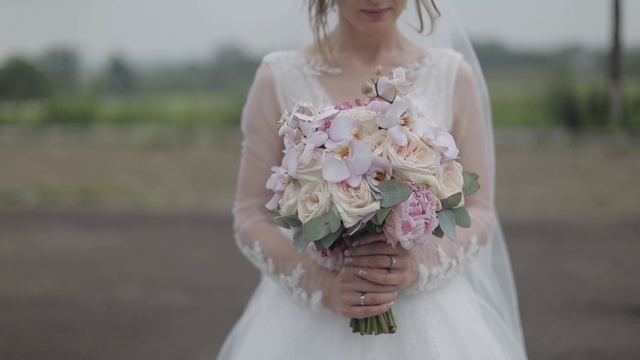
[361,81,374,96]
[374,65,383,77]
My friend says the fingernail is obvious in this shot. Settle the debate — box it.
[388,301,395,307]
[358,269,368,277]
[344,256,353,264]
[351,240,359,247]
[344,249,351,256]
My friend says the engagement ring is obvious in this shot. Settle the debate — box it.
[388,255,397,269]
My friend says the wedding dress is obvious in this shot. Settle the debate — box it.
[218,48,527,359]
[218,2,527,359]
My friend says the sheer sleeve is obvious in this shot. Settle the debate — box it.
[405,60,495,294]
[233,62,335,312]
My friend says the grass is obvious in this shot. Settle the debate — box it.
[0,89,247,128]
[0,131,638,221]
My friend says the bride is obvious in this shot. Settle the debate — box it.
[219,0,528,358]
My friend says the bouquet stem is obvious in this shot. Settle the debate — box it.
[350,309,396,335]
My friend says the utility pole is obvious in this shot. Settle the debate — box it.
[609,0,623,128]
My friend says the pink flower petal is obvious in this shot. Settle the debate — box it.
[322,155,350,183]
[387,126,408,146]
[349,140,374,175]
[329,115,358,142]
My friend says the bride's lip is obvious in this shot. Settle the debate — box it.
[361,7,391,20]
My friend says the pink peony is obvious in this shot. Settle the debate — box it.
[384,182,439,250]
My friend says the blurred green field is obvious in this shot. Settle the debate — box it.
[2,76,639,131]
[0,90,246,128]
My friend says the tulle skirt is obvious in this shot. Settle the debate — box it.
[217,274,527,360]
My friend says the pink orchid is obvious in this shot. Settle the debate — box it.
[375,99,410,146]
[298,130,329,165]
[412,122,459,160]
[265,166,290,210]
[365,156,392,197]
[376,68,413,99]
[366,99,391,114]
[322,116,373,186]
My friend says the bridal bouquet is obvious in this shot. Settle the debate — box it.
[266,66,480,335]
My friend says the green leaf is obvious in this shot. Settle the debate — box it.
[293,228,311,253]
[316,224,344,250]
[379,180,411,208]
[302,215,331,242]
[327,208,341,233]
[267,212,291,228]
[437,209,457,242]
[463,172,480,197]
[365,222,384,234]
[440,192,462,209]
[314,239,328,251]
[270,214,302,229]
[451,207,471,228]
[375,207,392,225]
[433,225,444,238]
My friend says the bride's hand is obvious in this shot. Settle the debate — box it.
[343,232,419,289]
[323,263,397,319]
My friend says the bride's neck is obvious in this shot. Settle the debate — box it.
[327,22,408,68]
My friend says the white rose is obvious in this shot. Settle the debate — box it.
[278,180,301,216]
[297,180,332,224]
[436,160,465,206]
[341,108,379,136]
[386,128,441,187]
[297,148,324,186]
[364,129,389,159]
[329,181,380,228]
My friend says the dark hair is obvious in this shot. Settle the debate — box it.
[307,0,441,60]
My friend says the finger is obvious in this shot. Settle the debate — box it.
[344,254,400,269]
[343,302,394,319]
[356,268,403,286]
[351,232,387,247]
[353,291,397,307]
[344,268,397,293]
[346,242,399,257]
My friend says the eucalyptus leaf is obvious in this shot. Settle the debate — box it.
[379,180,411,208]
[451,207,471,228]
[274,214,302,228]
[314,239,328,251]
[440,192,463,209]
[268,212,291,229]
[375,207,392,224]
[433,225,445,238]
[327,209,341,233]
[375,208,391,225]
[371,213,381,226]
[302,215,331,242]
[318,225,344,250]
[365,222,384,234]
[463,172,480,197]
[293,228,311,253]
[437,209,457,242]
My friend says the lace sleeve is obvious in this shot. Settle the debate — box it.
[233,62,334,312]
[405,60,495,294]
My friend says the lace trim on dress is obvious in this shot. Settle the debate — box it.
[404,235,482,295]
[236,235,325,313]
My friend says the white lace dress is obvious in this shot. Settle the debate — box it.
[218,49,528,360]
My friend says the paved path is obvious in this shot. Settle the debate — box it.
[1,209,638,359]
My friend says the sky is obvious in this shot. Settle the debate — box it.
[0,0,638,66]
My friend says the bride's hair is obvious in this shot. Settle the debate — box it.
[308,0,441,59]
